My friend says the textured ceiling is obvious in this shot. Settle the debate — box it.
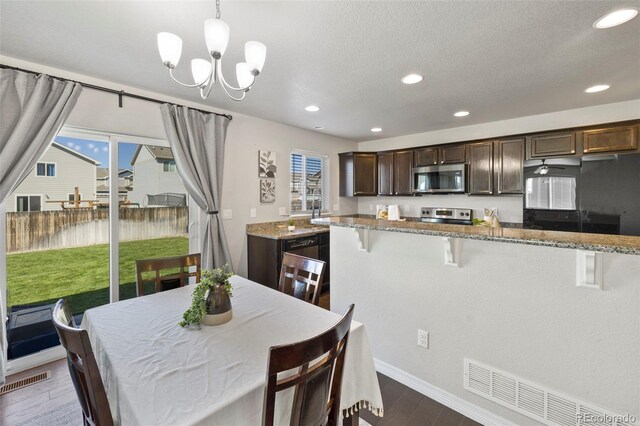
[1,1,639,141]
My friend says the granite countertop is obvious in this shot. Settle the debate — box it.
[246,219,329,240]
[311,216,640,256]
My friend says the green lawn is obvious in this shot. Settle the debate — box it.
[7,237,189,314]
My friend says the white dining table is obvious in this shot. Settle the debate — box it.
[82,275,383,426]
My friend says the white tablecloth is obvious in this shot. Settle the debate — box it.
[83,275,383,425]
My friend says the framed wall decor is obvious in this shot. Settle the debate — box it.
[259,179,276,203]
[258,150,277,178]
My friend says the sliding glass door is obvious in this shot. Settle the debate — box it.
[2,127,190,366]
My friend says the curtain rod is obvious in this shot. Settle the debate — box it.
[0,63,232,121]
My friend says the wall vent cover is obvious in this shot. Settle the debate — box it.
[464,359,637,426]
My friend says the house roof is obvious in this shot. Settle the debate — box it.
[130,145,174,165]
[51,142,101,165]
[97,168,135,180]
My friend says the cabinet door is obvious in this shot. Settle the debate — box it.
[468,142,494,195]
[413,147,438,166]
[440,144,466,164]
[527,132,577,158]
[582,125,639,154]
[496,138,525,194]
[377,152,394,195]
[353,153,378,195]
[393,150,414,195]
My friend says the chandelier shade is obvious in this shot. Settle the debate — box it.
[204,18,230,58]
[245,41,267,74]
[157,32,183,68]
[157,0,265,101]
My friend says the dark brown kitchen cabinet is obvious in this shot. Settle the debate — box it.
[339,152,377,196]
[377,152,394,195]
[393,150,414,195]
[413,147,438,166]
[527,131,578,159]
[440,144,467,164]
[496,138,525,194]
[467,141,494,195]
[581,125,639,154]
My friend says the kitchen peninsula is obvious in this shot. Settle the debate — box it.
[314,215,640,425]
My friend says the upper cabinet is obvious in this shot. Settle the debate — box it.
[339,152,377,196]
[377,150,414,196]
[467,141,494,195]
[413,144,466,166]
[496,138,525,194]
[393,150,414,195]
[377,152,394,196]
[581,125,639,154]
[527,131,577,159]
[440,144,467,164]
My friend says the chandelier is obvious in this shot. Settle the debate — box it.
[156,0,266,101]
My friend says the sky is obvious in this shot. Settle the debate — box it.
[54,136,140,170]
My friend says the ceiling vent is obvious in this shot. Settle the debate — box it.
[464,359,637,426]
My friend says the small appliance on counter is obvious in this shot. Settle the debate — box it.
[420,207,472,225]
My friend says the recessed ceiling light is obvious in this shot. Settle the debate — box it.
[305,105,320,112]
[313,125,325,130]
[593,8,638,29]
[585,84,610,93]
[370,127,382,133]
[401,74,423,85]
[453,111,470,117]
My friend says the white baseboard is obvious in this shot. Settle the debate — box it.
[374,359,517,426]
[6,345,66,376]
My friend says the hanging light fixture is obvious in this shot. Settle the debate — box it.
[157,0,266,101]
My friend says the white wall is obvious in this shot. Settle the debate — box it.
[1,56,358,276]
[330,226,640,425]
[356,99,640,223]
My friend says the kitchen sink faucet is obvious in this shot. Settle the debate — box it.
[311,188,321,219]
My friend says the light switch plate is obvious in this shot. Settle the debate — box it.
[333,204,339,212]
[250,208,256,218]
[279,207,287,216]
[222,209,232,220]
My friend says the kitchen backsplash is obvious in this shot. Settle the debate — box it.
[357,194,524,223]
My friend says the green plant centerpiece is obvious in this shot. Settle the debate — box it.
[180,265,233,328]
[287,218,296,231]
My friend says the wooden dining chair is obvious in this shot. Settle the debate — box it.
[278,253,326,305]
[262,304,355,426]
[135,253,201,297]
[52,299,114,426]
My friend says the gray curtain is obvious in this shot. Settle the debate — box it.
[0,69,82,384]
[159,104,231,270]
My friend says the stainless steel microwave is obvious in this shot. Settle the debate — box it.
[413,164,466,193]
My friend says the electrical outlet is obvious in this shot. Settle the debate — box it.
[369,204,374,211]
[250,208,257,218]
[333,203,339,212]
[417,329,429,349]
[279,207,287,216]
[222,209,232,220]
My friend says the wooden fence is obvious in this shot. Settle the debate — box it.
[5,207,189,253]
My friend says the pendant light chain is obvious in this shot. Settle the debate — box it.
[216,0,221,19]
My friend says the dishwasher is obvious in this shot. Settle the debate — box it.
[283,235,319,259]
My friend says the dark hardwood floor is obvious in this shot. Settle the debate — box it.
[361,372,483,426]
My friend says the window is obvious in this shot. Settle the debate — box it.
[36,162,56,177]
[16,195,42,212]
[68,193,82,202]
[290,151,329,213]
[162,160,176,173]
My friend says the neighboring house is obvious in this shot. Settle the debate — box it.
[96,168,133,202]
[128,145,188,206]
[6,142,99,212]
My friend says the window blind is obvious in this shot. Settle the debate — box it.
[290,151,328,213]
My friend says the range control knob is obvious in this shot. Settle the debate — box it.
[465,212,470,217]
[460,212,464,216]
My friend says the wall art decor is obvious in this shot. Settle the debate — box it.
[258,150,277,178]
[260,179,276,203]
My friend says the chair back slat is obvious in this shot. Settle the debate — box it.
[262,304,355,426]
[278,253,326,305]
[52,299,114,426]
[135,253,201,297]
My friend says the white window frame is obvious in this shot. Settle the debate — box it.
[35,162,57,178]
[289,149,330,216]
[162,160,177,173]
[14,194,43,212]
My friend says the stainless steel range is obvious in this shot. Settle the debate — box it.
[420,207,473,225]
